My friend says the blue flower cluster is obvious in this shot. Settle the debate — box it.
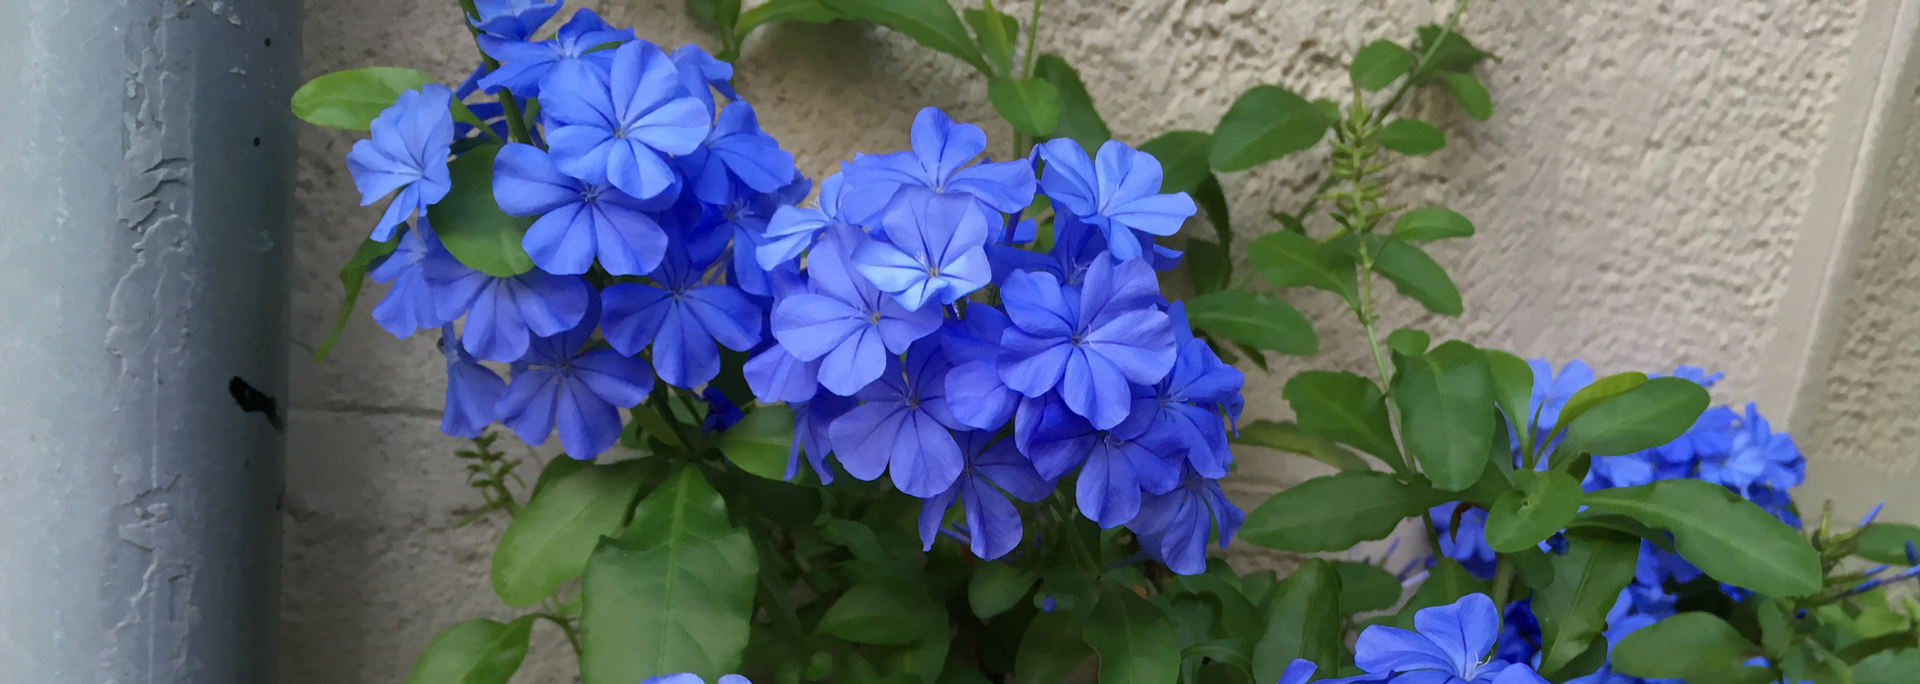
[1277,594,1553,684]
[745,109,1246,570]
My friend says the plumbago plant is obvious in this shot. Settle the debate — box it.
[290,1,1920,684]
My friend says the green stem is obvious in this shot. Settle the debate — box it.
[457,0,535,145]
[1023,0,1044,78]
[1353,239,1412,478]
[1373,0,1471,126]
[1490,555,1515,611]
[535,612,582,656]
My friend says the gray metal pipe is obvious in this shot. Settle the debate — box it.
[0,0,297,680]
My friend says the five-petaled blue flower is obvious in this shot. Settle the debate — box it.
[670,45,738,117]
[1014,392,1182,528]
[853,187,993,311]
[999,255,1176,429]
[477,9,632,98]
[828,338,966,498]
[346,83,455,242]
[1353,594,1550,684]
[682,101,798,204]
[940,305,1020,431]
[470,0,562,41]
[369,221,456,337]
[600,227,762,389]
[492,142,670,276]
[1144,302,1244,477]
[495,295,655,459]
[1032,139,1197,261]
[428,260,592,363]
[839,107,1035,225]
[918,430,1054,561]
[437,324,507,438]
[758,172,850,270]
[544,40,711,201]
[771,225,942,396]
[1127,466,1244,575]
[787,394,852,484]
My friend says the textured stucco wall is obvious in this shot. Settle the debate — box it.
[285,1,1870,681]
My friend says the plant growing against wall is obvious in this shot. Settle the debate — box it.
[291,1,1920,683]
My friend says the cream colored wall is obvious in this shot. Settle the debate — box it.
[284,1,1877,681]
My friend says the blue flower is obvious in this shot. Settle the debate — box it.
[437,324,506,438]
[770,225,942,396]
[1032,139,1197,261]
[346,84,455,241]
[839,107,1036,225]
[544,40,711,201]
[683,101,798,203]
[745,269,823,404]
[941,305,1020,430]
[712,173,810,297]
[600,231,763,389]
[787,394,852,484]
[701,387,744,433]
[470,0,562,41]
[1354,594,1548,684]
[495,295,654,459]
[998,255,1177,429]
[1145,303,1244,478]
[853,188,993,311]
[670,45,738,117]
[1429,502,1498,579]
[918,430,1054,560]
[643,674,753,684]
[491,142,670,276]
[1528,359,1594,434]
[428,260,592,363]
[1273,659,1387,684]
[828,339,967,497]
[758,173,850,269]
[477,9,632,98]
[1014,392,1182,528]
[368,222,456,337]
[1700,402,1803,496]
[1127,467,1244,575]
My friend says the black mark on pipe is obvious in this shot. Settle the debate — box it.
[229,376,284,432]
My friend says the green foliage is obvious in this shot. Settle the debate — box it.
[1391,340,1495,490]
[1377,118,1446,155]
[1241,472,1444,552]
[1332,561,1402,615]
[1441,72,1493,120]
[1085,585,1181,684]
[1613,612,1759,679]
[967,563,1037,620]
[428,144,537,277]
[1385,327,1431,357]
[1184,290,1318,355]
[1033,55,1111,154]
[1016,611,1092,684]
[964,4,1021,75]
[1387,559,1487,631]
[406,616,535,684]
[1229,420,1370,472]
[1371,239,1463,316]
[988,77,1061,136]
[1252,559,1343,682]
[1555,377,1711,459]
[315,232,400,362]
[1283,371,1400,465]
[1209,86,1332,172]
[1350,39,1413,92]
[1531,530,1640,673]
[1854,523,1920,564]
[1483,470,1584,553]
[818,577,948,645]
[1584,479,1823,597]
[715,404,796,480]
[737,0,839,36]
[1391,207,1476,242]
[1249,230,1362,309]
[819,0,990,73]
[491,460,646,607]
[293,67,437,130]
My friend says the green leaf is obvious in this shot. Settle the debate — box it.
[1556,377,1710,458]
[1378,119,1446,155]
[1140,130,1213,195]
[1350,39,1413,91]
[1385,327,1431,357]
[1391,207,1476,242]
[1184,290,1317,355]
[1333,561,1402,615]
[1854,649,1920,684]
[1389,559,1487,630]
[1391,341,1495,490]
[1241,472,1443,552]
[963,5,1020,75]
[818,577,948,645]
[314,233,402,362]
[1373,239,1462,316]
[530,454,592,499]
[1411,25,1494,82]
[1016,611,1092,684]
[1854,523,1920,565]
[1441,72,1493,121]
[685,0,743,35]
[428,144,536,277]
[1483,349,1536,456]
[1283,371,1400,464]
[968,563,1037,620]
[819,0,990,73]
[292,67,437,130]
[988,76,1061,137]
[1085,584,1180,684]
[1482,470,1583,553]
[1033,55,1111,155]
[1209,85,1332,172]
[1248,230,1361,309]
[491,460,646,607]
[1612,612,1759,679]
[1532,530,1639,673]
[1230,420,1370,472]
[580,468,757,683]
[1187,239,1228,295]
[715,404,795,481]
[1194,173,1233,248]
[1251,559,1343,683]
[1549,372,1648,441]
[1565,513,1676,554]
[406,616,535,684]
[737,0,840,35]
[1583,479,1821,597]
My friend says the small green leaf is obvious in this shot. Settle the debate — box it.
[405,616,535,684]
[579,468,757,683]
[685,0,743,35]
[1550,372,1649,440]
[1184,290,1318,355]
[1482,470,1583,553]
[968,563,1037,620]
[1556,377,1710,458]
[819,0,991,73]
[1252,559,1343,683]
[1584,479,1822,597]
[737,0,840,35]
[1194,174,1233,249]
[715,404,795,481]
[1483,350,1536,456]
[1350,39,1413,91]
[1411,25,1494,83]
[1389,559,1487,630]
[1385,327,1431,357]
[1186,238,1227,294]
[1140,130,1213,195]
[1241,472,1444,552]
[1378,119,1446,155]
[1032,55,1110,155]
[1333,561,1402,615]
[1854,649,1920,684]
[1854,523,1920,565]
[1283,371,1400,464]
[1209,85,1332,172]
[818,577,948,645]
[1391,341,1495,491]
[1392,207,1476,242]
[1564,513,1676,553]
[1612,613,1759,679]
[1085,584,1181,684]
[491,460,646,607]
[314,233,402,362]
[988,76,1061,137]
[1248,230,1360,309]
[428,144,537,277]
[1442,72,1493,121]
[1372,239,1462,316]
[1532,530,1639,673]
[292,67,437,130]
[963,5,1020,75]
[1230,420,1371,472]
[1016,611,1092,684]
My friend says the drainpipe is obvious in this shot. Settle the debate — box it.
[0,0,297,681]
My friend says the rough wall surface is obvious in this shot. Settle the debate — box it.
[286,1,1866,681]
